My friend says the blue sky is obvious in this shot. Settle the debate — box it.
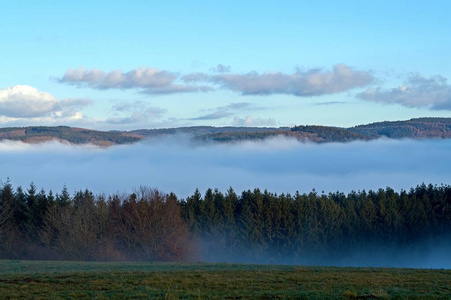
[1,1,451,129]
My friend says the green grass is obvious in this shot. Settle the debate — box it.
[0,260,449,299]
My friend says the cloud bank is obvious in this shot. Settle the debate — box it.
[1,137,450,199]
[358,74,451,110]
[60,64,373,97]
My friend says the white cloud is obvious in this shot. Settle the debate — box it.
[191,111,233,121]
[0,85,91,121]
[184,64,374,97]
[358,74,451,110]
[60,67,213,94]
[231,116,278,127]
[190,103,253,121]
[0,85,59,118]
[106,101,167,125]
[210,64,231,73]
[60,64,373,98]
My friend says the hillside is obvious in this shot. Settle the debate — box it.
[0,261,449,299]
[0,118,450,145]
[178,118,451,143]
[0,126,141,146]
[349,117,451,138]
[129,126,288,137]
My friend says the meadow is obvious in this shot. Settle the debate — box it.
[0,260,449,299]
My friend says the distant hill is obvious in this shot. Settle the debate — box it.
[191,118,451,143]
[0,118,450,146]
[348,118,451,139]
[129,126,288,138]
[0,126,141,146]
[290,125,369,142]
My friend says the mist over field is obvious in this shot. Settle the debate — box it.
[1,136,451,197]
[198,236,451,269]
[1,136,451,269]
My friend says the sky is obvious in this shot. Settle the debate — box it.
[1,1,451,130]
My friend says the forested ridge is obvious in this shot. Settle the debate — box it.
[349,117,451,139]
[0,126,141,146]
[1,117,451,145]
[0,181,450,264]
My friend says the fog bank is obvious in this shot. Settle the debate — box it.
[1,136,450,197]
[199,238,451,269]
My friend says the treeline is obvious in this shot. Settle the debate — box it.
[196,131,283,143]
[0,184,191,261]
[0,182,450,262]
[350,117,451,139]
[183,185,451,263]
[291,125,368,142]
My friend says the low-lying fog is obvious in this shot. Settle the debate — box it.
[2,136,451,268]
[1,136,450,197]
[198,238,451,269]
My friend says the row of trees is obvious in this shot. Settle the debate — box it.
[0,183,191,261]
[0,181,450,262]
[182,185,451,263]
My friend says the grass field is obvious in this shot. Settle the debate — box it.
[0,260,449,299]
